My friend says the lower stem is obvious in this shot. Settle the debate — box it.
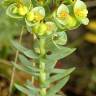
[39,37,46,96]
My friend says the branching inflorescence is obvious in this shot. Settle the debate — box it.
[5,0,89,96]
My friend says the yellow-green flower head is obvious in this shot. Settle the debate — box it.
[26,6,45,26]
[74,0,89,25]
[33,22,47,36]
[54,4,77,30]
[56,4,69,25]
[6,3,28,19]
[45,22,57,35]
[18,4,28,16]
[26,11,34,21]
[32,6,45,22]
[33,22,57,36]
[65,16,77,29]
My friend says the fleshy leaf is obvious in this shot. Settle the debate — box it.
[15,83,39,96]
[12,62,39,76]
[19,55,39,72]
[46,76,70,96]
[52,32,67,45]
[11,41,38,59]
[47,67,75,84]
[45,46,76,71]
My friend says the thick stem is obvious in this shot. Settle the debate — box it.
[39,37,46,96]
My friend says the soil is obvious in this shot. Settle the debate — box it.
[0,75,9,96]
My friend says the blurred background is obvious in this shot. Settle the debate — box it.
[0,0,96,96]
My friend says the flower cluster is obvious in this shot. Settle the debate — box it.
[6,0,89,36]
[54,0,89,30]
[5,1,89,96]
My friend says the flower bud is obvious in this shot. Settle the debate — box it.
[34,23,47,36]
[46,22,57,35]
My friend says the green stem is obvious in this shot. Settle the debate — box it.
[39,37,46,96]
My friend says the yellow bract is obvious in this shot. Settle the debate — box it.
[34,12,44,21]
[66,16,77,28]
[74,0,89,25]
[46,22,57,35]
[74,8,88,18]
[26,12,34,21]
[18,5,28,16]
[58,11,68,20]
[33,23,47,35]
[46,23,53,32]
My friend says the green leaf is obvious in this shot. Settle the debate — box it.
[15,84,28,94]
[11,41,38,59]
[46,76,70,96]
[52,67,75,74]
[24,81,39,96]
[12,62,39,76]
[45,67,75,86]
[15,83,38,96]
[19,54,32,66]
[19,54,40,72]
[46,46,76,71]
[52,32,67,45]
